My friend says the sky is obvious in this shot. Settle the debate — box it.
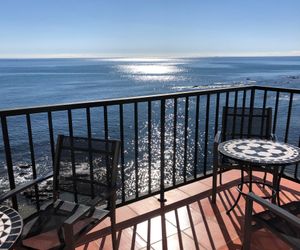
[0,0,300,58]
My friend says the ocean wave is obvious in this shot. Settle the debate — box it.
[171,82,248,91]
[0,158,52,194]
[279,94,300,101]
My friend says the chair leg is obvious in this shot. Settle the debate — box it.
[219,170,223,185]
[111,213,117,250]
[262,172,267,188]
[243,196,253,250]
[110,195,117,250]
[63,224,75,250]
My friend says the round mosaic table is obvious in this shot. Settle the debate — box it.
[218,139,300,166]
[218,139,300,213]
[0,206,23,250]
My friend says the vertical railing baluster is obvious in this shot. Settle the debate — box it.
[147,101,152,194]
[232,91,238,139]
[248,88,256,137]
[47,112,55,168]
[1,116,18,209]
[194,95,200,179]
[222,92,230,141]
[26,114,40,210]
[119,104,125,202]
[284,93,294,143]
[225,92,229,107]
[272,91,280,134]
[214,93,220,135]
[67,109,78,202]
[203,94,210,176]
[260,90,267,137]
[159,99,166,202]
[134,102,139,198]
[103,106,110,188]
[172,98,177,186]
[103,106,108,140]
[86,107,95,198]
[240,89,247,138]
[183,97,189,182]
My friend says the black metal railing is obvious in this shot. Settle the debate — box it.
[0,85,299,213]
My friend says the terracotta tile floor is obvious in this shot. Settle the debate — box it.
[74,170,300,250]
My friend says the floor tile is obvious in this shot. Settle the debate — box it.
[160,188,190,205]
[135,215,178,244]
[128,197,160,215]
[165,205,203,230]
[183,218,232,249]
[116,205,139,223]
[151,232,203,250]
[178,180,211,196]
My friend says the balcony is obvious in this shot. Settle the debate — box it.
[0,85,299,249]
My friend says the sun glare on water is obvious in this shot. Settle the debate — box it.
[119,63,184,81]
[122,64,181,75]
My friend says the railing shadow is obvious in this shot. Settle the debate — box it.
[97,175,298,250]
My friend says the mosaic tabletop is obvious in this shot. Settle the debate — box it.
[218,139,300,166]
[0,206,23,250]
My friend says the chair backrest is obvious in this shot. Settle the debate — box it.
[221,106,272,141]
[53,135,120,204]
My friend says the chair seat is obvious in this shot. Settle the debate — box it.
[253,201,300,247]
[221,156,239,167]
[21,200,109,249]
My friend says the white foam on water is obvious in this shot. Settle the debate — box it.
[171,82,247,91]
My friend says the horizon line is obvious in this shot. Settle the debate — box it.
[1,55,300,60]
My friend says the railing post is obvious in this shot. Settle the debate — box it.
[26,114,40,210]
[1,115,18,210]
[159,99,166,203]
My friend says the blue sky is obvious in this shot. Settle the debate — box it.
[0,0,300,58]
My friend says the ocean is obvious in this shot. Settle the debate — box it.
[0,56,300,199]
[0,57,300,109]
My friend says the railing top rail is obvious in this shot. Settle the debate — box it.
[0,85,253,116]
[0,85,299,117]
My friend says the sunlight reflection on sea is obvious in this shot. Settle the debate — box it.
[118,63,185,82]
